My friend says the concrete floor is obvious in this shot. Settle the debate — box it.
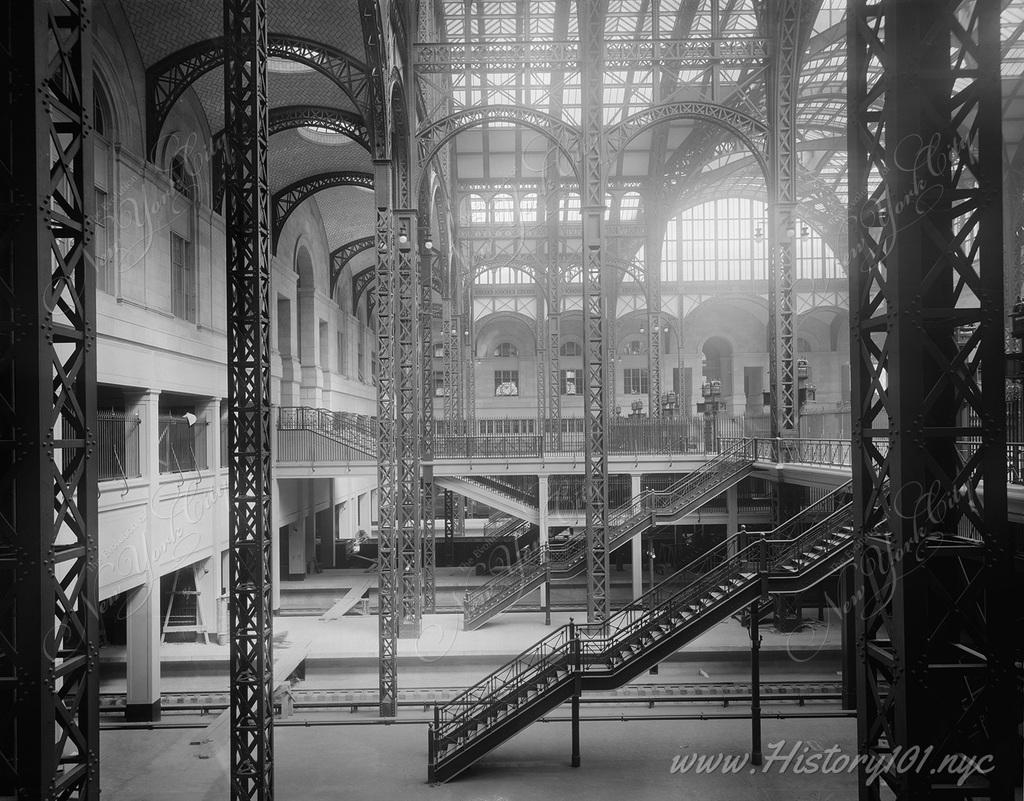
[100,715,859,800]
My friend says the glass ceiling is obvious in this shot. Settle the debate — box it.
[435,0,1024,255]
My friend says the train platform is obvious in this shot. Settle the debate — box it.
[98,605,843,693]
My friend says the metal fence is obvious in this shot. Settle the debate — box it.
[158,416,208,474]
[97,411,141,482]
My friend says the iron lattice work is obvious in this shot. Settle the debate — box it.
[372,163,398,716]
[223,0,274,797]
[545,144,563,443]
[767,0,800,435]
[848,0,1016,797]
[267,105,370,151]
[331,236,374,298]
[395,209,422,636]
[270,171,374,253]
[146,34,370,157]
[646,215,663,418]
[351,264,375,315]
[419,228,436,614]
[580,0,610,623]
[0,3,99,798]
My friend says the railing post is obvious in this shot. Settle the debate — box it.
[427,710,436,783]
[569,616,581,767]
[544,558,552,626]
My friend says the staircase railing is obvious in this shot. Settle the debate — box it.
[460,475,539,510]
[463,544,547,627]
[433,625,575,749]
[648,437,757,515]
[277,406,377,457]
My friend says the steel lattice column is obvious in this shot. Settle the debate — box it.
[395,209,422,637]
[373,160,398,716]
[849,0,1015,797]
[224,0,273,794]
[418,219,435,614]
[645,210,665,417]
[767,0,800,438]
[1,3,99,798]
[545,143,562,445]
[579,0,611,623]
[443,488,455,564]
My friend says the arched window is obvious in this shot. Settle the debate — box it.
[493,342,518,358]
[469,194,487,224]
[520,192,539,222]
[559,193,581,222]
[620,191,641,221]
[794,221,841,279]
[492,193,514,224]
[171,155,195,200]
[665,198,769,282]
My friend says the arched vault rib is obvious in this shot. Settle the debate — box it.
[271,172,374,254]
[146,35,370,157]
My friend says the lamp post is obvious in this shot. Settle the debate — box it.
[697,379,723,452]
[658,324,684,418]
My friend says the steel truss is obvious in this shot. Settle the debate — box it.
[767,0,800,437]
[580,0,611,624]
[270,172,374,253]
[849,0,1016,797]
[395,207,422,637]
[332,237,375,299]
[372,161,398,716]
[146,34,371,157]
[419,217,436,614]
[223,0,274,797]
[1,3,99,798]
[645,213,664,418]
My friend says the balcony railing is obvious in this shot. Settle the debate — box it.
[159,416,208,474]
[97,411,141,482]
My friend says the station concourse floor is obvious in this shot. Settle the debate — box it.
[101,716,859,800]
[99,603,856,800]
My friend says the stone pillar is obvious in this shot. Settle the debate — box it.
[125,583,161,721]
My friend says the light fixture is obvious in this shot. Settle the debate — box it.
[450,326,458,336]
[424,237,433,251]
[398,228,409,245]
[182,412,198,427]
[801,224,810,238]
[753,226,764,243]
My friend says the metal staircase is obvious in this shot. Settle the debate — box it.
[460,439,759,630]
[432,487,858,782]
[434,474,540,523]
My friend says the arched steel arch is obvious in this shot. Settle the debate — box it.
[351,263,375,316]
[330,235,375,297]
[271,171,374,253]
[605,101,770,180]
[416,105,583,191]
[145,35,370,157]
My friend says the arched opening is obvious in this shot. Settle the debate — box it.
[701,336,733,399]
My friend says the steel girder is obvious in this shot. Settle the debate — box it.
[767,0,800,437]
[545,144,563,443]
[849,0,1015,797]
[270,171,374,253]
[0,3,99,798]
[267,105,370,151]
[372,162,398,717]
[395,209,422,637]
[223,1,274,797]
[146,34,371,158]
[645,213,665,418]
[413,37,768,73]
[580,0,611,624]
[419,221,436,614]
[333,237,375,301]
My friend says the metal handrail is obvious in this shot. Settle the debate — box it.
[434,477,860,758]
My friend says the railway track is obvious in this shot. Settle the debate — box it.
[100,679,843,714]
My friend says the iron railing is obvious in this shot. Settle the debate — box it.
[97,411,142,482]
[158,416,208,474]
[434,492,860,764]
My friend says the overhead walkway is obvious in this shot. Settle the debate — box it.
[428,486,859,783]
[462,440,758,630]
